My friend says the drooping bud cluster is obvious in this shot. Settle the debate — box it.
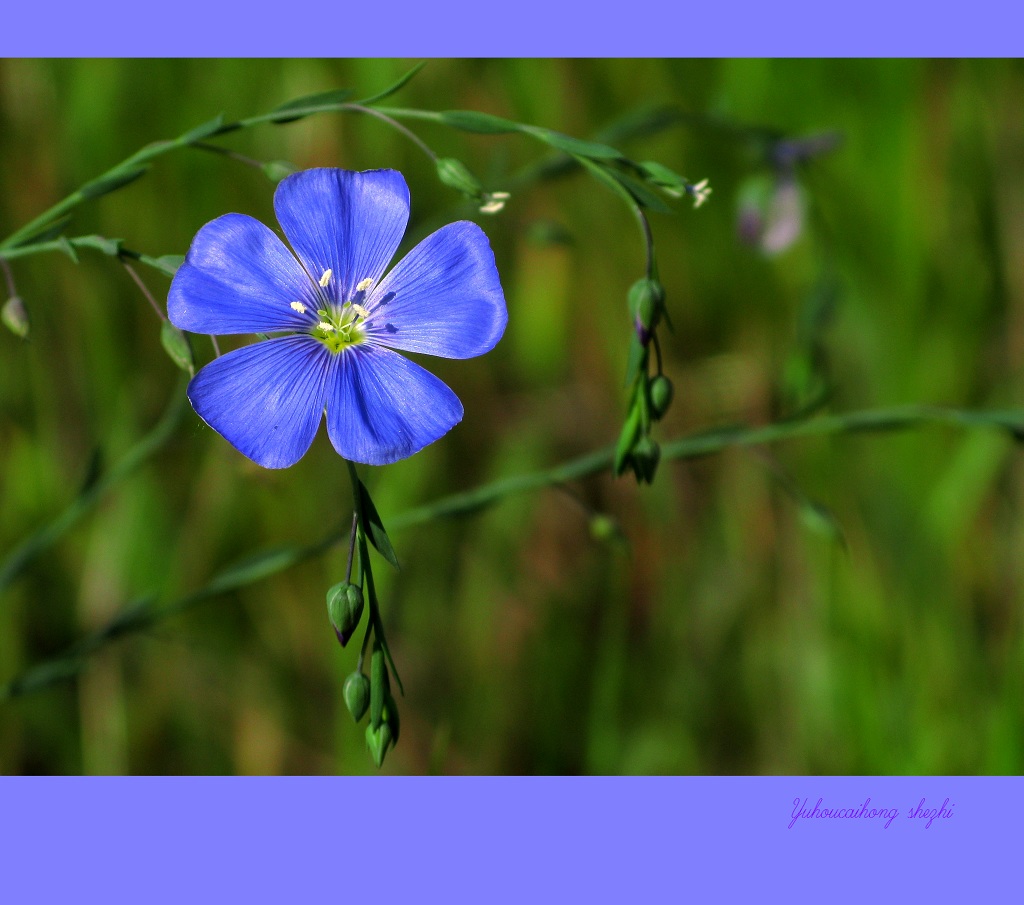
[615,276,675,485]
[329,471,406,769]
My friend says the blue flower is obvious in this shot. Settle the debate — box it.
[168,168,507,467]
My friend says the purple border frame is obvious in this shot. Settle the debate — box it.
[2,0,1021,56]
[2,1,1021,898]
[2,776,1018,896]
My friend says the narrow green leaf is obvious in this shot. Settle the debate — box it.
[10,214,74,248]
[358,478,400,570]
[2,654,85,699]
[161,321,195,375]
[181,113,226,144]
[151,254,185,276]
[269,89,354,124]
[614,405,642,476]
[207,545,306,594]
[370,647,386,730]
[527,127,623,160]
[624,332,647,388]
[56,236,78,263]
[74,235,124,257]
[638,160,687,191]
[574,155,637,209]
[438,110,520,134]
[384,692,400,744]
[606,169,674,213]
[80,165,149,201]
[356,62,427,106]
[593,104,684,145]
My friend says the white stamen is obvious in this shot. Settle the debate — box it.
[319,269,333,288]
[351,304,370,319]
[290,301,307,314]
[690,179,712,209]
[318,321,335,332]
[479,191,511,215]
[356,277,373,292]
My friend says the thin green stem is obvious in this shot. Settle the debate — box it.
[0,236,177,278]
[1,256,16,296]
[190,141,264,170]
[345,512,358,584]
[634,204,656,280]
[122,261,167,321]
[346,104,438,161]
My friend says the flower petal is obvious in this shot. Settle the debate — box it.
[187,335,332,468]
[363,221,507,359]
[274,169,410,303]
[168,213,319,335]
[325,346,463,466]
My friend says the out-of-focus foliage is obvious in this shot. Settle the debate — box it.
[1,59,1022,774]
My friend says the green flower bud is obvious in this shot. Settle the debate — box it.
[435,157,483,199]
[262,160,299,183]
[326,581,364,647]
[628,278,665,345]
[2,295,29,339]
[343,672,370,723]
[649,375,674,419]
[631,436,661,484]
[365,721,393,769]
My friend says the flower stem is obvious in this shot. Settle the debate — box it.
[345,460,404,694]
[345,103,438,162]
[344,511,358,584]
[0,256,16,297]
[633,204,656,280]
[122,261,167,321]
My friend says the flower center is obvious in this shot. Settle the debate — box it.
[301,270,376,354]
[313,302,369,354]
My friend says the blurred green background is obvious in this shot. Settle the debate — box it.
[1,59,1022,774]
